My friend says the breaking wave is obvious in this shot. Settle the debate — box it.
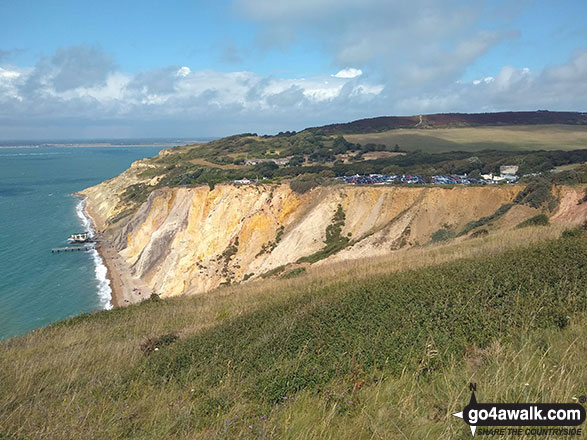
[75,198,113,310]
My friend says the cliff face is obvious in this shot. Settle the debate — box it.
[82,181,539,298]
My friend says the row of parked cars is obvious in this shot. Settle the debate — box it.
[336,174,517,185]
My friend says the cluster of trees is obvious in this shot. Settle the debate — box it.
[152,130,587,192]
[173,131,400,167]
[154,148,587,192]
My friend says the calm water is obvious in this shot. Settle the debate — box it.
[0,145,168,339]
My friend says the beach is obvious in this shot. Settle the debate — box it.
[80,197,149,308]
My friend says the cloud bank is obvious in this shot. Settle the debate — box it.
[1,0,586,140]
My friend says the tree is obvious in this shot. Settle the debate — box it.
[252,161,279,178]
[288,155,305,167]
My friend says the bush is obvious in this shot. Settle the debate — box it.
[281,267,307,279]
[140,333,179,355]
[298,204,349,263]
[459,203,513,236]
[516,214,549,229]
[430,228,456,243]
[469,229,489,239]
[289,173,323,194]
[562,228,584,238]
[514,177,554,208]
[562,221,587,238]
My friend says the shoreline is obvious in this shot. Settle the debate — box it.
[78,195,149,308]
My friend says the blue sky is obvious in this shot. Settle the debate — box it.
[0,0,586,139]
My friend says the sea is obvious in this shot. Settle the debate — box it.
[0,139,206,340]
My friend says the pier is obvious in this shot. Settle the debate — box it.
[51,246,96,253]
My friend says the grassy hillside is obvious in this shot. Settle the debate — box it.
[344,125,587,153]
[309,111,587,135]
[95,113,587,218]
[1,226,586,439]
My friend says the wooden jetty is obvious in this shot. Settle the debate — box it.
[51,246,96,253]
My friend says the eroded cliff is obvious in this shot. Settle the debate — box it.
[82,179,579,298]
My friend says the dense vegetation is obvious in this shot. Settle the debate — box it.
[1,229,585,439]
[104,114,587,215]
[117,130,587,215]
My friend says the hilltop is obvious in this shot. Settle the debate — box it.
[80,111,587,225]
[308,110,587,135]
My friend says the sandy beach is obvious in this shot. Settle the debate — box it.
[81,197,149,307]
[96,242,149,307]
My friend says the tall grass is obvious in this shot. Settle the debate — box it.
[0,227,584,439]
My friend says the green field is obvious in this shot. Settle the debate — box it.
[345,124,587,153]
[1,226,586,439]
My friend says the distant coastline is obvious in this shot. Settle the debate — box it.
[0,137,215,149]
[0,143,178,149]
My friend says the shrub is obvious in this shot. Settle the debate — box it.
[298,204,349,263]
[281,267,307,279]
[140,333,179,355]
[261,265,286,279]
[562,221,587,238]
[430,228,456,243]
[562,228,584,238]
[459,203,513,236]
[514,177,554,208]
[516,214,549,229]
[469,229,489,239]
[289,174,322,194]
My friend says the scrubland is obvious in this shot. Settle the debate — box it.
[1,224,586,439]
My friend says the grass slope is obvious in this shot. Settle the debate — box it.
[0,231,586,439]
[345,125,587,153]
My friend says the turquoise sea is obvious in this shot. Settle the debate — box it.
[0,142,188,340]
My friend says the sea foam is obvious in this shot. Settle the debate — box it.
[75,198,113,310]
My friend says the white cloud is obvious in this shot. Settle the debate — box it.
[0,67,20,80]
[473,77,494,85]
[1,45,586,138]
[236,0,519,89]
[333,68,363,79]
[176,66,191,77]
[0,67,24,102]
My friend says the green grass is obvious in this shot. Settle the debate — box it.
[1,233,586,439]
[345,125,587,153]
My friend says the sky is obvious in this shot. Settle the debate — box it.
[0,0,586,139]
